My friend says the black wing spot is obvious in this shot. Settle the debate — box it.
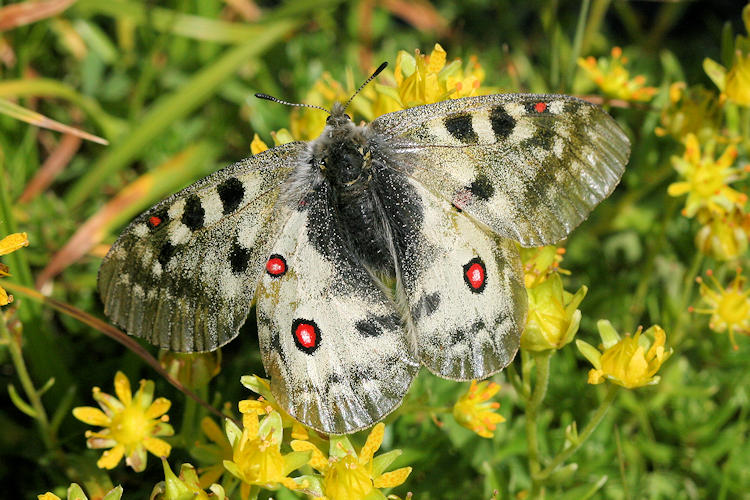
[355,314,399,337]
[444,114,478,144]
[158,242,176,267]
[523,126,555,150]
[469,174,495,201]
[217,177,245,215]
[229,244,251,274]
[413,292,441,321]
[292,318,321,354]
[489,106,516,140]
[182,195,205,231]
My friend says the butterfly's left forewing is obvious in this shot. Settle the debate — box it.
[98,142,306,352]
[256,182,419,434]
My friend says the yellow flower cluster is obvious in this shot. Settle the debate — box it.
[667,132,750,260]
[578,46,657,102]
[0,232,29,306]
[520,246,587,352]
[577,320,672,389]
[703,5,750,106]
[691,269,750,350]
[668,133,747,218]
[252,43,486,151]
[72,371,174,472]
[291,422,412,500]
[452,380,506,438]
[38,484,123,500]
[655,82,721,140]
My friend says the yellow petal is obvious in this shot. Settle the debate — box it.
[251,134,269,155]
[373,466,412,488]
[290,422,309,440]
[113,371,132,406]
[0,232,29,256]
[37,493,61,500]
[427,43,446,73]
[587,369,605,385]
[201,417,226,446]
[0,286,12,306]
[667,182,692,196]
[97,443,125,469]
[72,406,111,426]
[145,397,171,419]
[143,437,172,458]
[243,411,259,440]
[291,439,328,472]
[359,423,384,464]
[684,134,700,163]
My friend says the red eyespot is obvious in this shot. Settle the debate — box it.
[266,254,287,277]
[148,216,163,228]
[534,101,547,113]
[463,257,486,293]
[292,319,320,354]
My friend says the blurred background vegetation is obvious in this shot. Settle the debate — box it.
[1,0,750,498]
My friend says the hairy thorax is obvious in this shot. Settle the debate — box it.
[309,117,396,273]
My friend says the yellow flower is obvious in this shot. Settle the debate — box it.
[452,380,506,438]
[239,374,309,440]
[72,371,174,472]
[691,269,750,350]
[0,232,29,306]
[193,417,233,488]
[578,47,657,102]
[392,43,485,108]
[654,82,721,140]
[695,208,750,261]
[519,245,568,288]
[521,273,587,352]
[577,320,672,389]
[222,411,311,499]
[151,459,226,500]
[290,423,412,500]
[667,133,747,217]
[38,483,123,500]
[725,50,750,106]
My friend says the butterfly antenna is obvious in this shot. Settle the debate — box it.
[342,61,388,112]
[254,93,331,114]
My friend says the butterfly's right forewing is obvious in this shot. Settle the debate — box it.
[98,142,307,352]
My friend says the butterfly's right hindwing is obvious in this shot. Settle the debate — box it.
[98,142,307,352]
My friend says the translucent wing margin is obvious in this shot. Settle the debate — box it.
[370,94,630,246]
[98,142,307,352]
[256,183,419,434]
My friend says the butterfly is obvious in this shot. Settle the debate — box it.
[98,62,630,434]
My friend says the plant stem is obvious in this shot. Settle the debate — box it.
[0,315,55,450]
[671,251,704,347]
[565,0,591,89]
[505,362,527,400]
[525,350,553,497]
[535,384,619,480]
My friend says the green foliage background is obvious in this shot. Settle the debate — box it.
[1,0,749,499]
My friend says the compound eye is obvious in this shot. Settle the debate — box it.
[344,114,352,121]
[326,115,334,124]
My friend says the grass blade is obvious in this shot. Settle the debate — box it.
[64,19,296,207]
[0,97,108,145]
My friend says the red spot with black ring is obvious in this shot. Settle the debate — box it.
[463,257,487,293]
[292,319,320,354]
[534,101,548,113]
[266,254,287,277]
[148,216,163,228]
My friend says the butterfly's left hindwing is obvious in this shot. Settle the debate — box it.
[256,183,419,434]
[98,142,306,352]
